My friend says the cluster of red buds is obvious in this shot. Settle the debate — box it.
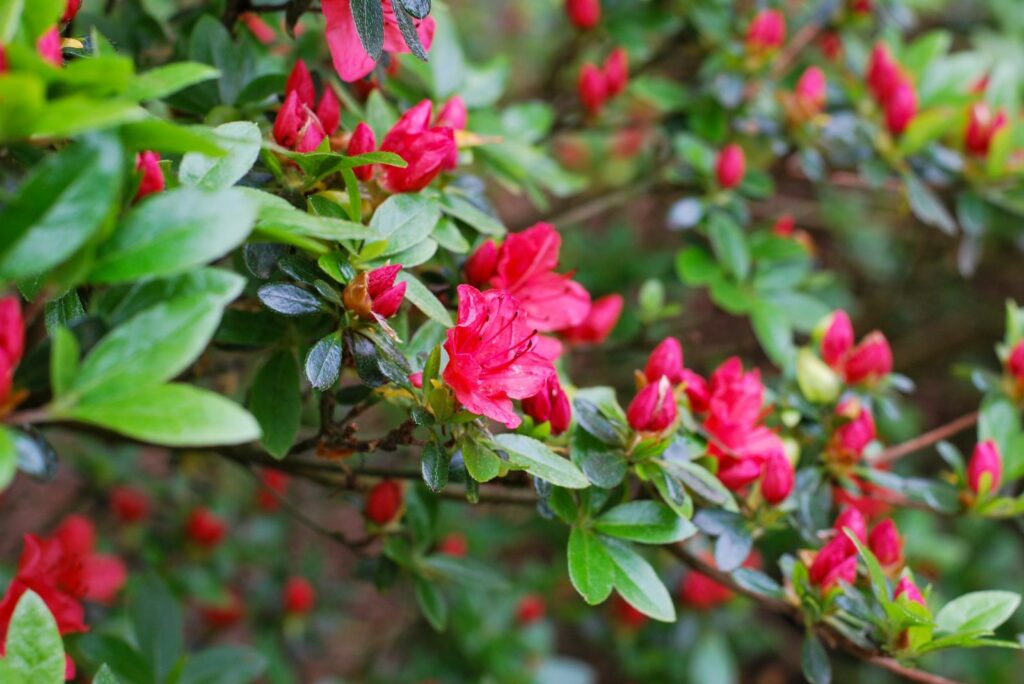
[866,44,917,135]
[578,48,629,116]
[807,508,905,590]
[565,0,601,31]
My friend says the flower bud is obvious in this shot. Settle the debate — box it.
[274,90,304,148]
[0,45,8,74]
[680,368,710,413]
[186,508,227,548]
[201,591,245,629]
[62,0,82,24]
[795,66,827,114]
[257,469,289,511]
[134,152,165,201]
[240,12,277,44]
[578,63,607,115]
[964,102,1007,156]
[967,439,1002,496]
[286,60,316,108]
[809,536,857,588]
[522,375,572,435]
[1008,340,1024,383]
[565,0,600,30]
[366,264,407,318]
[644,337,685,385]
[611,595,647,629]
[715,144,745,189]
[435,96,468,130]
[295,115,326,153]
[37,27,62,67]
[603,48,629,98]
[464,240,499,286]
[283,577,316,615]
[830,399,876,462]
[761,451,795,504]
[843,331,892,384]
[866,43,900,101]
[796,348,841,404]
[380,102,456,193]
[562,294,623,344]
[515,594,546,624]
[0,296,25,368]
[347,122,377,181]
[819,310,854,368]
[110,486,150,524]
[884,79,917,135]
[366,480,403,525]
[317,88,341,136]
[718,456,763,490]
[745,9,785,53]
[437,532,468,556]
[834,506,867,548]
[819,32,842,61]
[408,371,424,388]
[894,576,925,606]
[868,518,902,567]
[850,0,872,15]
[626,376,678,433]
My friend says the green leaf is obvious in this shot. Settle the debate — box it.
[370,194,442,256]
[120,120,225,157]
[751,300,794,367]
[461,439,502,482]
[0,0,24,43]
[49,327,79,398]
[89,187,256,283]
[30,98,147,139]
[493,434,590,489]
[95,268,244,326]
[93,664,120,684]
[305,333,344,391]
[392,1,428,60]
[396,271,452,327]
[419,554,509,589]
[431,217,470,253]
[661,460,739,512]
[567,528,614,605]
[3,590,64,684]
[257,283,324,316]
[179,121,261,190]
[707,211,750,281]
[570,426,627,488]
[905,173,957,235]
[349,329,411,388]
[845,530,891,608]
[414,576,447,631]
[131,574,184,684]
[58,383,261,446]
[439,194,505,236]
[249,351,301,459]
[688,632,738,684]
[600,537,676,622]
[936,591,1021,635]
[421,442,449,492]
[76,635,152,684]
[979,395,1020,455]
[593,501,697,544]
[125,63,220,101]
[0,428,15,492]
[175,646,266,684]
[350,0,385,61]
[0,134,123,281]
[801,632,832,684]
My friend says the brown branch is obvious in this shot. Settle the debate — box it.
[769,21,823,81]
[874,411,979,465]
[667,545,964,684]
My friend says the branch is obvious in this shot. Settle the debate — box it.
[873,411,979,465]
[667,545,964,684]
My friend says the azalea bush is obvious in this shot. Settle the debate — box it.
[2,0,1024,682]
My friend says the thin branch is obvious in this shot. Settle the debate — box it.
[874,411,979,465]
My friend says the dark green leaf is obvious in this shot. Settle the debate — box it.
[258,283,324,316]
[399,0,430,19]
[305,333,343,391]
[393,3,428,60]
[176,646,266,684]
[350,0,385,61]
[131,574,184,684]
[414,576,447,631]
[593,501,697,544]
[567,528,614,605]
[600,537,676,622]
[249,351,301,459]
[421,442,449,492]
[801,632,831,684]
[570,426,627,488]
[905,173,956,235]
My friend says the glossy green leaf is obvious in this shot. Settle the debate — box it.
[421,442,450,492]
[567,528,614,605]
[178,121,261,190]
[305,333,344,390]
[601,537,676,622]
[593,501,697,544]
[396,271,452,327]
[461,439,502,482]
[257,283,324,316]
[936,591,1021,635]
[249,350,301,459]
[493,433,589,488]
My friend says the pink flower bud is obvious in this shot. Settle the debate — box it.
[317,88,341,136]
[809,535,857,588]
[964,102,1007,156]
[562,294,623,344]
[240,12,277,44]
[603,48,629,98]
[565,0,600,30]
[522,375,572,435]
[850,0,872,15]
[274,90,304,148]
[62,0,82,24]
[1008,340,1024,383]
[435,95,468,130]
[834,506,868,546]
[367,264,406,318]
[819,32,842,61]
[717,456,763,491]
[0,296,25,368]
[366,480,403,525]
[820,310,854,369]
[715,144,746,189]
[627,376,677,433]
[347,122,377,181]
[745,9,785,53]
[867,43,900,101]
[110,486,150,524]
[134,152,165,201]
[464,240,499,286]
[884,79,917,135]
[0,45,8,74]
[843,331,892,384]
[967,439,1002,495]
[437,532,468,556]
[795,66,827,113]
[644,337,685,385]
[578,63,607,115]
[680,368,710,413]
[186,508,227,548]
[409,372,424,388]
[894,577,925,606]
[380,100,456,193]
[295,115,326,153]
[37,27,62,67]
[868,518,902,567]
[761,451,794,504]
[286,60,316,108]
[831,399,876,461]
[516,593,546,624]
[283,577,316,615]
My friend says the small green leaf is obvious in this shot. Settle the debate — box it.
[493,434,590,489]
[567,528,614,605]
[258,283,324,316]
[593,501,697,544]
[305,333,344,391]
[904,173,956,235]
[707,211,750,281]
[370,194,442,256]
[0,428,15,492]
[462,440,502,482]
[249,351,301,459]
[935,591,1021,635]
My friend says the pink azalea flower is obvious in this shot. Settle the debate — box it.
[323,0,436,83]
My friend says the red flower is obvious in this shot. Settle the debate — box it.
[367,264,407,318]
[347,122,378,181]
[843,331,892,384]
[317,88,341,136]
[37,27,62,67]
[62,0,82,23]
[745,9,785,53]
[1008,340,1024,383]
[808,535,857,588]
[868,518,902,568]
[884,79,917,135]
[794,66,826,114]
[515,594,546,624]
[834,506,868,548]
[964,102,1007,156]
[611,595,647,629]
[820,310,854,369]
[442,285,554,428]
[110,486,151,524]
[324,0,435,82]
[773,215,795,237]
[522,375,572,435]
[894,577,925,606]
[761,451,794,504]
[565,0,601,30]
[286,60,316,110]
[967,439,1002,495]
[380,100,457,193]
[829,399,876,462]
[200,591,245,629]
[435,96,468,130]
[464,240,499,286]
[257,469,290,511]
[644,337,685,385]
[186,508,227,548]
[867,43,901,101]
[0,296,24,403]
[578,63,607,115]
[603,48,629,98]
[134,152,166,201]
[819,32,842,61]
[715,144,745,189]
[627,376,678,433]
[366,480,404,525]
[283,577,316,615]
[437,533,468,557]
[562,294,623,344]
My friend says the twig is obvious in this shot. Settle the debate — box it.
[874,411,979,464]
[770,21,823,81]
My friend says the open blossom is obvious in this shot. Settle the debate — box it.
[745,9,785,53]
[561,294,623,344]
[134,152,165,200]
[565,0,601,30]
[578,63,607,115]
[380,100,457,193]
[627,376,678,432]
[443,285,554,428]
[967,440,1002,495]
[465,223,591,333]
[521,375,572,435]
[603,48,629,97]
[274,90,326,153]
[366,479,403,524]
[323,0,435,82]
[716,144,745,189]
[964,102,1007,156]
[0,296,24,403]
[644,337,685,385]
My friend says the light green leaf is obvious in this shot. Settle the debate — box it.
[493,434,590,489]
[370,194,442,256]
[179,121,261,190]
[936,591,1021,635]
[593,501,697,544]
[93,664,120,684]
[49,327,79,398]
[249,351,301,459]
[707,211,750,281]
[462,440,502,482]
[601,537,676,622]
[396,271,452,326]
[3,590,64,684]
[31,98,147,139]
[126,63,220,102]
[0,428,16,493]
